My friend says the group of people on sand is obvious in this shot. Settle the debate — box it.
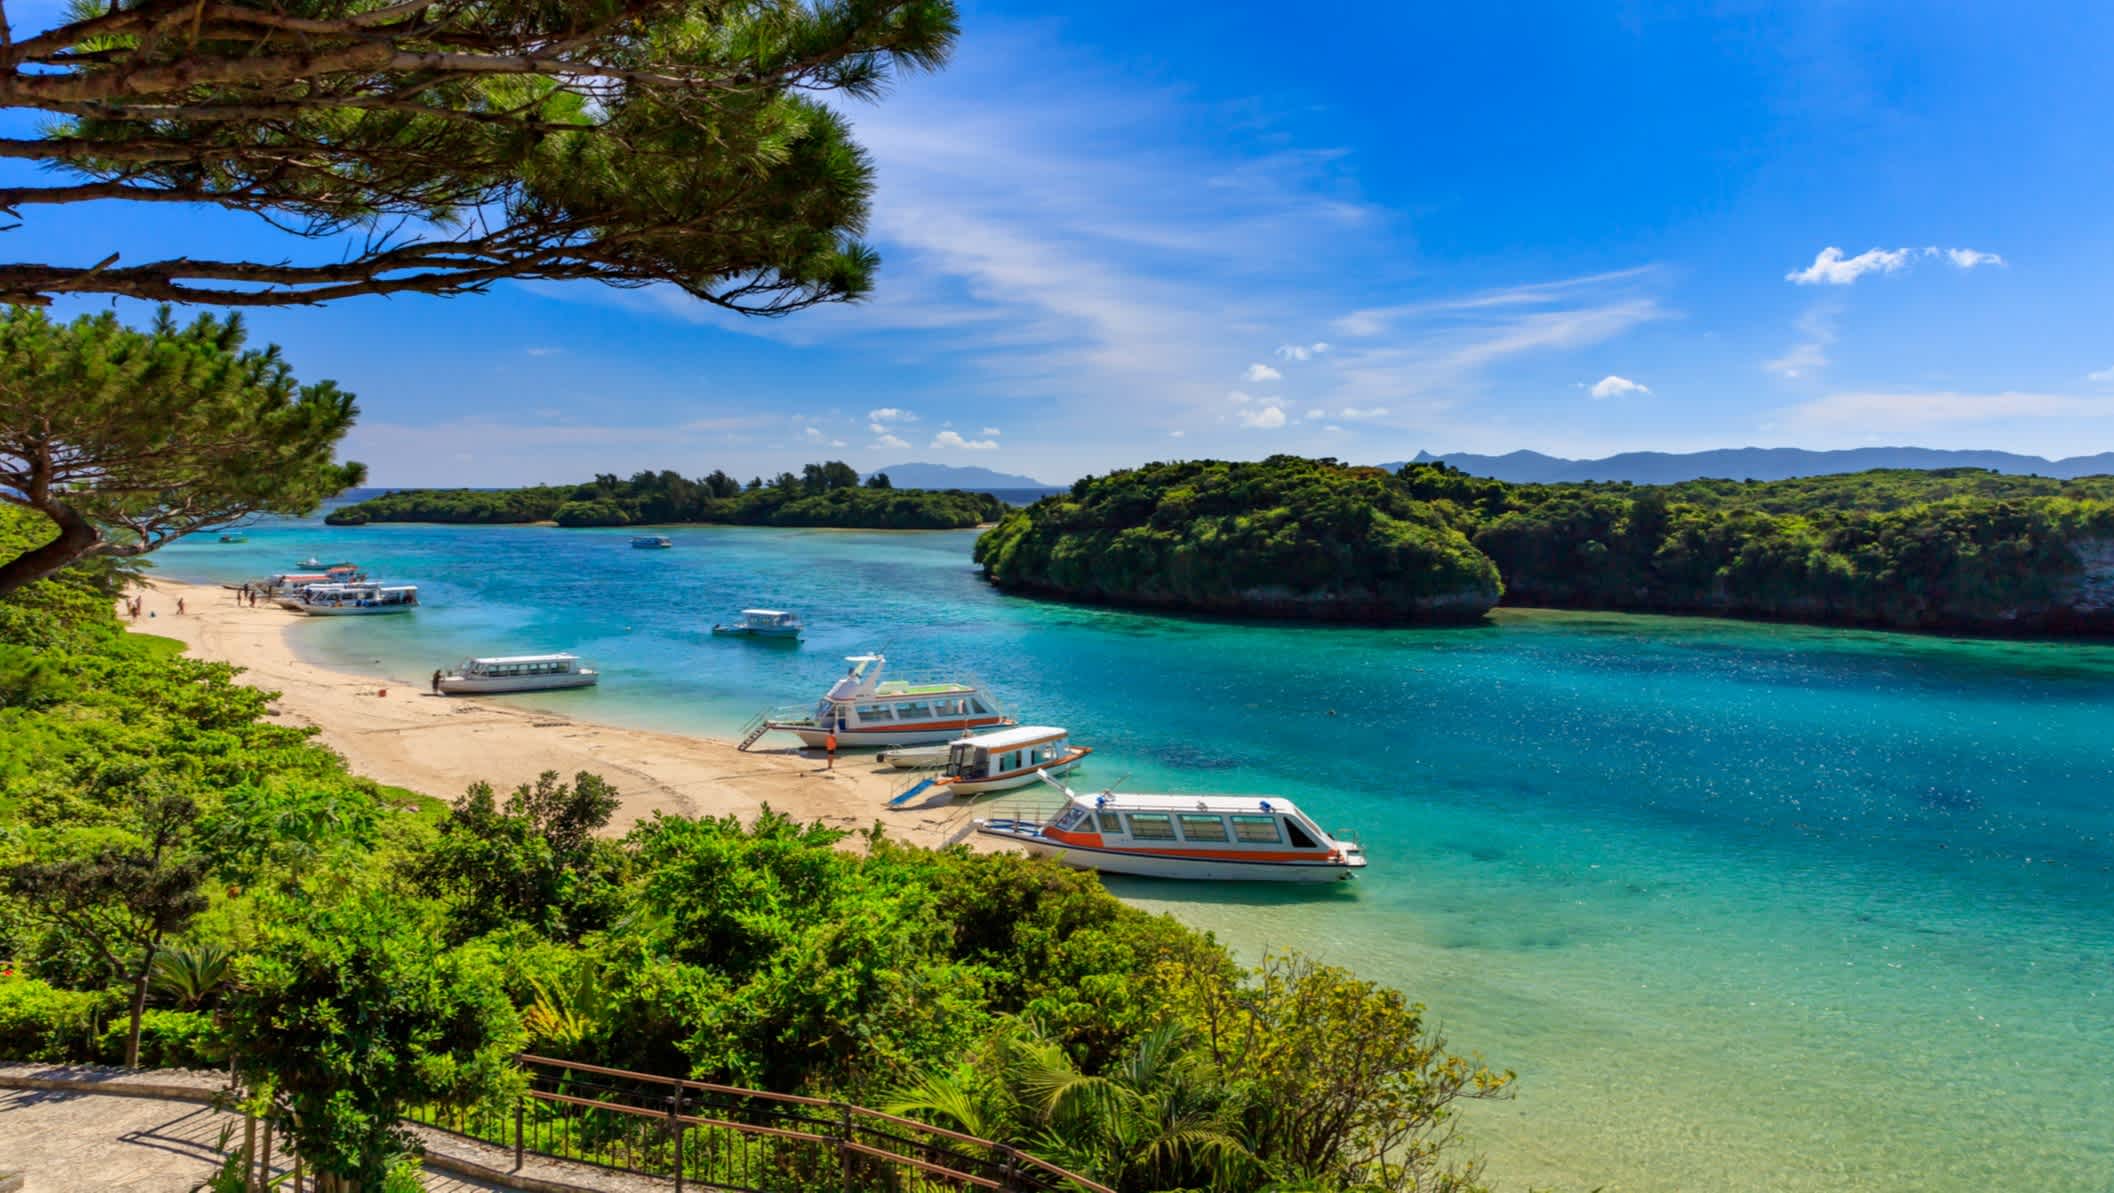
[236,582,264,607]
[121,595,181,619]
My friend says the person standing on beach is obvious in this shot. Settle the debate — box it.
[826,731,838,770]
[176,597,185,615]
[431,669,443,695]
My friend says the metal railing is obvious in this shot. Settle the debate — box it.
[407,1053,1113,1193]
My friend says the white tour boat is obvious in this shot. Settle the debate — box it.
[631,535,674,549]
[930,726,1091,796]
[712,609,804,640]
[436,653,598,694]
[283,582,420,615]
[976,784,1367,882]
[761,654,1011,749]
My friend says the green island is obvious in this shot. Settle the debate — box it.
[326,463,1007,530]
[0,503,1516,1191]
[978,455,2114,635]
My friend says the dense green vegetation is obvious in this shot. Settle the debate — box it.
[0,505,1515,1192]
[976,457,1502,621]
[0,305,362,596]
[328,463,1004,530]
[980,457,2114,634]
[1400,463,2114,631]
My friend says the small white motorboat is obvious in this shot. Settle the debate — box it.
[879,743,954,769]
[436,653,598,694]
[976,784,1367,883]
[758,654,1011,749]
[282,582,419,615]
[218,534,247,544]
[929,726,1090,797]
[296,556,326,568]
[630,535,673,549]
[712,609,803,640]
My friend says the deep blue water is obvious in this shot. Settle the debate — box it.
[157,517,2114,1192]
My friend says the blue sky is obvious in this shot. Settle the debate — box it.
[12,1,2114,485]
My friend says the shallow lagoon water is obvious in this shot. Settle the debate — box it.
[161,518,2114,1191]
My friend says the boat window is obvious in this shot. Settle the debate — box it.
[1000,750,1022,772]
[1284,819,1320,849]
[967,697,991,714]
[859,703,894,721]
[1096,811,1124,833]
[1126,813,1176,840]
[1178,814,1229,842]
[1230,815,1283,844]
[899,701,932,720]
[1055,807,1088,831]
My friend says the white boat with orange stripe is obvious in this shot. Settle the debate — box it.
[930,726,1091,796]
[762,653,1012,748]
[976,783,1367,882]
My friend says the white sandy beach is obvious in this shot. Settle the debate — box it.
[129,579,1001,848]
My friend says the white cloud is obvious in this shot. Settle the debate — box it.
[1243,362,1283,383]
[1304,409,1325,420]
[1274,342,1331,361]
[979,426,1003,437]
[803,426,827,441]
[1783,390,2114,430]
[2088,366,2114,384]
[1169,430,1185,438]
[867,407,917,424]
[1339,406,1391,419]
[932,429,1001,451]
[1766,305,1839,380]
[871,433,911,450]
[1237,404,1288,429]
[1787,245,2004,285]
[1225,389,1255,405]
[1944,248,2004,270]
[1588,375,1649,399]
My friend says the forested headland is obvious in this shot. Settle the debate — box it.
[0,506,1514,1192]
[327,463,1006,530]
[978,456,2114,634]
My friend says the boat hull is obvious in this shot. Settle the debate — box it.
[437,673,598,694]
[712,626,801,639]
[293,604,415,615]
[879,744,952,769]
[977,824,1362,883]
[775,718,1011,749]
[938,751,1087,796]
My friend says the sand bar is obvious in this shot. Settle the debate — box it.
[127,579,1002,848]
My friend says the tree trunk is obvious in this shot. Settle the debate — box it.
[0,500,99,596]
[125,967,150,1068]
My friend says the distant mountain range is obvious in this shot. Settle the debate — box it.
[1388,447,2114,484]
[865,462,1053,489]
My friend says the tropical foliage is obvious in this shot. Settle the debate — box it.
[0,1,958,311]
[0,503,1519,1192]
[978,456,2114,634]
[976,456,1502,621]
[328,463,1005,529]
[1399,463,2114,631]
[0,305,363,595]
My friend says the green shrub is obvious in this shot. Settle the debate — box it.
[97,1008,224,1069]
[0,976,109,1061]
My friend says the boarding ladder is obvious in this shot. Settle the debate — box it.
[735,711,772,752]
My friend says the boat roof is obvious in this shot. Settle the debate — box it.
[961,725,1069,749]
[741,609,793,618]
[466,653,579,665]
[1068,792,1311,817]
[869,680,976,696]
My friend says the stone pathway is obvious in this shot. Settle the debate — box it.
[0,1068,666,1193]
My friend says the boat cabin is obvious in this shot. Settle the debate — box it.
[764,654,1012,748]
[454,654,586,679]
[944,726,1075,779]
[1046,794,1342,854]
[740,609,800,631]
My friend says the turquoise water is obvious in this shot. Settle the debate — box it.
[159,518,2114,1192]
